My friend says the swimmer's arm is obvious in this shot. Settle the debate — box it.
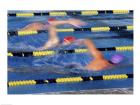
[48,25,58,39]
[49,19,86,27]
[80,39,104,59]
[47,19,85,39]
[19,22,46,31]
[44,19,86,44]
[49,20,69,26]
[81,39,113,70]
[37,26,58,50]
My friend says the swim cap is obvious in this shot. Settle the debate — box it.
[110,54,124,64]
[63,36,76,43]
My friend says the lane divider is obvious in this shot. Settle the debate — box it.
[8,73,133,87]
[8,10,133,17]
[8,46,133,57]
[8,25,133,36]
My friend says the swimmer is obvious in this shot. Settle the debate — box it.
[20,18,86,49]
[20,18,119,71]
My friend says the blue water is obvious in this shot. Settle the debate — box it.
[8,11,133,94]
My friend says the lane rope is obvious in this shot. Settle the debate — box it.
[8,46,133,57]
[8,73,133,87]
[8,25,133,36]
[8,10,133,17]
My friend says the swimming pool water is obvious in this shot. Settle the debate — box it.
[8,11,133,94]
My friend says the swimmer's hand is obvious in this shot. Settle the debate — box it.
[86,58,113,71]
[68,19,87,27]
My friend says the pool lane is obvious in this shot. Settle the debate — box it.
[8,11,133,94]
[8,13,133,30]
[8,48,133,94]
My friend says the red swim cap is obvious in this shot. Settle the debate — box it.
[64,36,76,43]
[48,18,57,22]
